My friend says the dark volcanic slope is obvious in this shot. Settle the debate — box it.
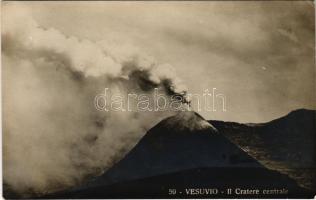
[51,168,312,199]
[80,112,262,189]
[47,111,313,198]
[210,109,316,190]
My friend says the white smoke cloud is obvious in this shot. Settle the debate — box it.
[2,4,188,197]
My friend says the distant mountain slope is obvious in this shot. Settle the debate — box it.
[210,109,316,190]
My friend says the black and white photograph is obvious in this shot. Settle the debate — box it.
[1,1,316,198]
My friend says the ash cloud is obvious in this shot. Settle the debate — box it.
[2,4,188,196]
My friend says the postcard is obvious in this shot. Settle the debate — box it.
[2,1,315,199]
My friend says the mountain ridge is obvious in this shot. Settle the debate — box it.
[209,108,316,190]
[17,109,315,199]
[43,109,316,199]
[76,110,261,191]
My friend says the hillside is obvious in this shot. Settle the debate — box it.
[210,109,316,189]
[43,110,315,198]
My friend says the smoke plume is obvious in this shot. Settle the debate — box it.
[2,4,188,196]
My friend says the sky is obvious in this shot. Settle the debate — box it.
[4,1,315,122]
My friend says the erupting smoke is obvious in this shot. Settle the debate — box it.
[2,4,188,196]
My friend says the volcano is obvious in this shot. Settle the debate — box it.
[78,112,262,188]
[46,111,314,199]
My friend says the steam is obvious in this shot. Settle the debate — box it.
[166,111,217,131]
[2,4,188,196]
